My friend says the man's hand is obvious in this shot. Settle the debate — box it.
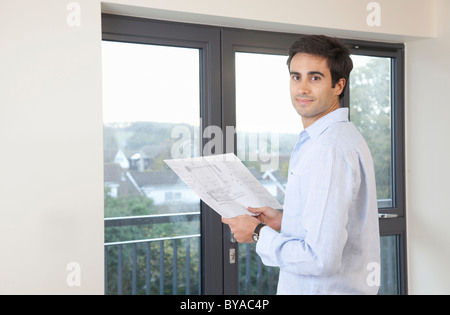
[222,214,260,243]
[248,206,282,232]
[222,207,283,243]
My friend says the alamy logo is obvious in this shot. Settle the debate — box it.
[366,262,381,287]
[171,125,279,172]
[66,2,81,27]
[66,262,81,287]
[366,2,381,27]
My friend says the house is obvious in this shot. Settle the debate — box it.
[105,151,285,208]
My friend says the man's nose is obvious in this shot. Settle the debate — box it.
[297,79,310,95]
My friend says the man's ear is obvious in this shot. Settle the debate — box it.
[335,78,346,97]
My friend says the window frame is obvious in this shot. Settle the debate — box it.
[343,40,406,217]
[344,40,407,294]
[102,14,407,295]
[221,29,301,293]
[102,14,224,294]
[221,30,407,295]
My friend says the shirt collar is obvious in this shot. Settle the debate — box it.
[304,108,349,141]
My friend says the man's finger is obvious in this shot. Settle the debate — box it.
[248,206,263,215]
[222,217,233,224]
[222,216,240,225]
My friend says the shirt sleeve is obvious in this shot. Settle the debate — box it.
[256,144,357,277]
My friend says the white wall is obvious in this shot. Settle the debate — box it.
[102,0,436,41]
[1,0,448,294]
[405,0,450,295]
[0,0,104,294]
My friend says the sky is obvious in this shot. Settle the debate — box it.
[102,41,301,134]
[102,41,200,126]
[102,41,369,135]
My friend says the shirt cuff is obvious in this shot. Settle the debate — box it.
[255,225,279,267]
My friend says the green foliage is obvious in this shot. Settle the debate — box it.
[238,243,279,295]
[105,236,200,295]
[103,121,196,171]
[105,193,156,218]
[104,193,200,295]
[350,57,392,200]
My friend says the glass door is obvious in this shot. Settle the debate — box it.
[223,30,406,295]
[349,52,407,294]
[102,41,202,295]
[221,29,301,294]
[101,15,223,295]
[235,52,299,294]
[350,55,393,208]
[103,16,406,295]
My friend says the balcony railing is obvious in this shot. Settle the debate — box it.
[105,207,397,295]
[104,211,279,295]
[104,212,201,295]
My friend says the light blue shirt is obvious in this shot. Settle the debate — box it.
[256,108,380,295]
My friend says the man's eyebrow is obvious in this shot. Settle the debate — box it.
[308,71,325,77]
[289,71,326,77]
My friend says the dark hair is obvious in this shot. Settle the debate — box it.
[287,35,353,99]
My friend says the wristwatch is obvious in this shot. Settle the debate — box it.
[252,223,266,242]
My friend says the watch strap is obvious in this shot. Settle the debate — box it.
[254,223,266,236]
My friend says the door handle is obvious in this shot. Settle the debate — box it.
[378,213,399,219]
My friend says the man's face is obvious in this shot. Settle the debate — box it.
[289,53,344,128]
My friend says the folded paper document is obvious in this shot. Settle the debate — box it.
[164,153,283,218]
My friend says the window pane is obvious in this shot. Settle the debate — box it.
[236,52,300,204]
[235,52,299,294]
[102,41,201,295]
[379,235,400,295]
[350,55,392,208]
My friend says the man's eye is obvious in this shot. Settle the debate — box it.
[311,76,321,81]
[292,75,300,81]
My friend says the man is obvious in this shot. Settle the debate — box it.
[222,35,380,295]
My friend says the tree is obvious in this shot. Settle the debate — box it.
[104,193,200,295]
[350,57,392,200]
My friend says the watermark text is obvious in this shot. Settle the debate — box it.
[366,2,381,27]
[171,125,279,172]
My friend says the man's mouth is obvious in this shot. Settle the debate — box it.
[296,97,315,105]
